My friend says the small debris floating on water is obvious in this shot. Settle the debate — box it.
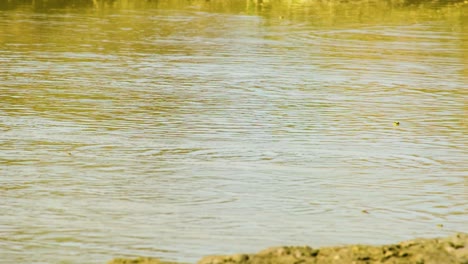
[361,210,369,214]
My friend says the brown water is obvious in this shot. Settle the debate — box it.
[0,0,467,263]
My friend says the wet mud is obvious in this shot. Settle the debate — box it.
[109,233,467,264]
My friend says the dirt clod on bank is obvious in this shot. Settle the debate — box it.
[109,233,467,264]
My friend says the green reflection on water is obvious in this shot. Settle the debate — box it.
[0,0,466,33]
[0,0,467,122]
[1,0,467,15]
[0,0,466,25]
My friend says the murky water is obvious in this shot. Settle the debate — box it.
[0,0,467,263]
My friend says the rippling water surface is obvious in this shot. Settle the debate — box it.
[0,1,467,263]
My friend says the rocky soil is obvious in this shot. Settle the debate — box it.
[109,233,467,264]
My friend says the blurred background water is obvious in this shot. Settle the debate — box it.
[0,0,467,263]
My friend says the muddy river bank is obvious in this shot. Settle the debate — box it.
[110,233,467,264]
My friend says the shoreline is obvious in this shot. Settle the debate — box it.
[109,233,467,264]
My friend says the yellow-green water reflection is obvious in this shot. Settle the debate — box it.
[0,1,467,263]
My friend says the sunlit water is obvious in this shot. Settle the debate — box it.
[0,1,467,263]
